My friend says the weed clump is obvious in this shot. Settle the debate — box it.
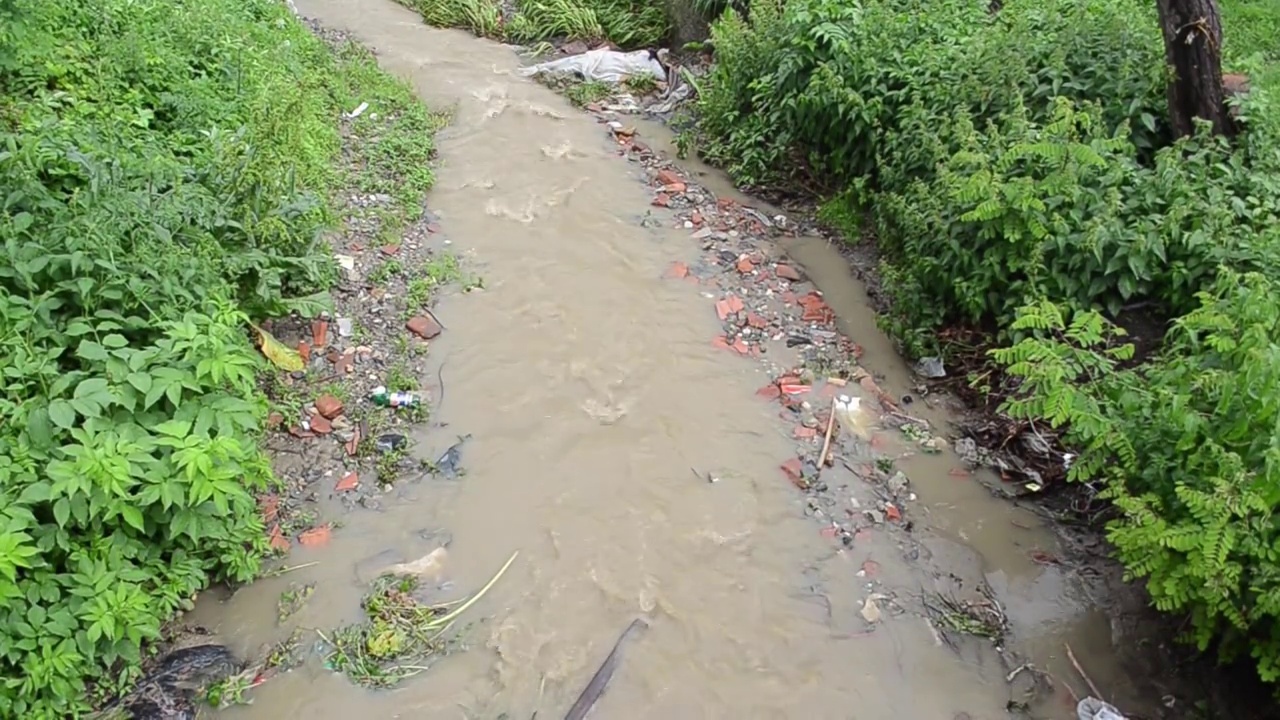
[322,551,518,687]
[400,0,669,49]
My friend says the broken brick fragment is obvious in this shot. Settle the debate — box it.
[336,472,359,492]
[756,384,782,400]
[268,524,290,552]
[315,394,344,419]
[311,319,329,348]
[406,315,443,340]
[776,264,802,281]
[298,525,331,547]
[655,169,682,186]
[781,458,805,486]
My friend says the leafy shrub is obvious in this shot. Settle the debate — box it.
[403,0,668,48]
[0,0,428,715]
[873,100,1280,334]
[995,271,1280,683]
[697,0,1167,192]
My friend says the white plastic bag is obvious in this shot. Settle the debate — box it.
[518,49,665,83]
[1078,697,1127,720]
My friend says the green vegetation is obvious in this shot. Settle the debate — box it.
[321,551,517,687]
[400,0,669,48]
[0,0,439,715]
[691,0,1280,690]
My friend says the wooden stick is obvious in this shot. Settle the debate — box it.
[819,398,838,467]
[1065,643,1103,699]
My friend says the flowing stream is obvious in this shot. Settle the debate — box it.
[191,3,1152,717]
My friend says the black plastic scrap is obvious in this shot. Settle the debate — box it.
[564,618,649,720]
[434,433,471,479]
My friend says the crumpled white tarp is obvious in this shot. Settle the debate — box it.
[518,49,665,83]
[1078,698,1127,720]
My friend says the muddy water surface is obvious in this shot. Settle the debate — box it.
[192,3,1147,718]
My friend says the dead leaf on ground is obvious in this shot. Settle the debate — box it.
[251,323,305,372]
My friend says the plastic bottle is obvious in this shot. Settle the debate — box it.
[370,386,421,408]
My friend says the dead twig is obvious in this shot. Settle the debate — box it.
[1065,642,1104,699]
[819,397,837,468]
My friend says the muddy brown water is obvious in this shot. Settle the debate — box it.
[191,2,1152,717]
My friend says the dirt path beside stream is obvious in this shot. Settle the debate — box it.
[185,3,1162,718]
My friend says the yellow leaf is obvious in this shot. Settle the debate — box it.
[251,324,304,372]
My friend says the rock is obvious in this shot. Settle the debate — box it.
[337,317,354,337]
[860,596,882,623]
[913,356,947,379]
[375,434,407,453]
[406,314,442,339]
[315,394,344,419]
[381,547,448,582]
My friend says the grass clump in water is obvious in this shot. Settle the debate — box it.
[321,551,519,687]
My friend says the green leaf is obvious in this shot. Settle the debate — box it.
[11,212,33,233]
[119,506,146,532]
[17,482,52,504]
[101,334,129,349]
[153,418,192,438]
[52,498,70,528]
[126,372,152,394]
[64,321,95,337]
[48,400,76,430]
[76,341,109,362]
[27,406,54,448]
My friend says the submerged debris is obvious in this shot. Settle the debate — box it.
[112,643,241,720]
[564,618,650,720]
[922,584,1010,648]
[431,434,472,479]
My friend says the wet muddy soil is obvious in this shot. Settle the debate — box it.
[172,4,1194,719]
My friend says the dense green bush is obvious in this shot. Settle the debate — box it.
[693,0,1280,688]
[0,0,435,715]
[402,0,669,48]
[996,271,1280,682]
[697,0,1280,347]
[697,0,1167,191]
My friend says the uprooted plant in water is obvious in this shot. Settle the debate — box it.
[321,551,519,687]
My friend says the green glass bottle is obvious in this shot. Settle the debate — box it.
[369,385,421,408]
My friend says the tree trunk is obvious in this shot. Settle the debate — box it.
[664,0,710,48]
[1155,0,1237,138]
